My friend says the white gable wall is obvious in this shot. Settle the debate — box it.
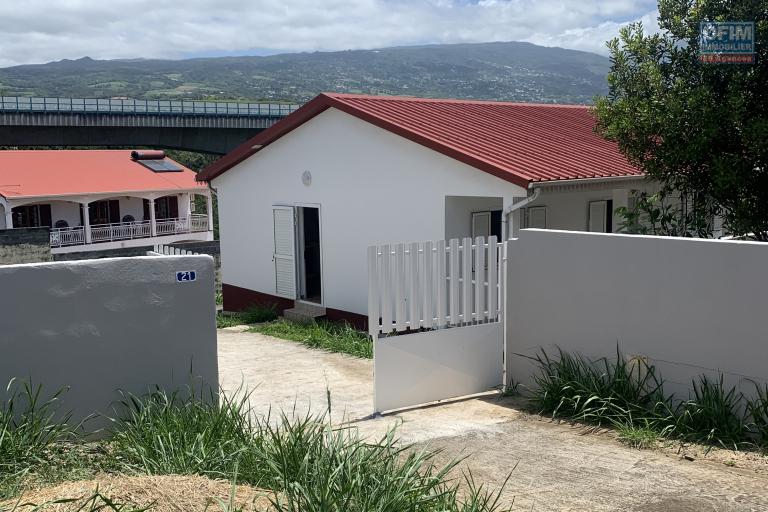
[213,107,527,316]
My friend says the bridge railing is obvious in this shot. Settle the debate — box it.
[0,96,301,117]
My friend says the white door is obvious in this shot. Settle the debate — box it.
[273,206,297,299]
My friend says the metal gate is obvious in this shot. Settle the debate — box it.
[368,236,504,413]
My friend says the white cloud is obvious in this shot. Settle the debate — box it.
[0,0,660,67]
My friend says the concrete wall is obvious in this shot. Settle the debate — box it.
[0,255,218,426]
[505,229,768,399]
[213,107,527,316]
[0,227,52,265]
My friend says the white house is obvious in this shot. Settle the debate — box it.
[199,93,649,326]
[0,149,214,254]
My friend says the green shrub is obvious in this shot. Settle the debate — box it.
[252,320,372,359]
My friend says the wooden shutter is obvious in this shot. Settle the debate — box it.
[39,204,52,227]
[273,206,297,299]
[108,200,120,224]
[589,201,608,232]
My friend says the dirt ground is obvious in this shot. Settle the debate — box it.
[218,328,768,511]
[5,475,273,511]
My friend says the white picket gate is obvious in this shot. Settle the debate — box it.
[368,236,505,413]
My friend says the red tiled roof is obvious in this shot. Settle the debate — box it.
[198,93,642,187]
[0,150,206,199]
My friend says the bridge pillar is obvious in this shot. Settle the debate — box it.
[149,199,157,236]
[81,202,92,244]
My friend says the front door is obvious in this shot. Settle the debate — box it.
[272,206,297,299]
[297,206,322,304]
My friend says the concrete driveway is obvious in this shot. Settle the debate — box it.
[218,328,768,511]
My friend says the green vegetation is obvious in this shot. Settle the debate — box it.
[1,382,510,511]
[595,1,768,240]
[0,42,609,104]
[530,347,768,450]
[216,305,278,329]
[0,380,78,499]
[251,319,373,359]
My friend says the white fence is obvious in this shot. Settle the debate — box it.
[368,236,504,413]
[367,236,501,336]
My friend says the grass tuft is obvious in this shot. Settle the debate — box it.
[108,386,257,479]
[615,420,660,450]
[106,385,510,511]
[529,347,768,450]
[0,380,75,499]
[252,319,373,359]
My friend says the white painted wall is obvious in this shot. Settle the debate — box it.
[50,201,82,227]
[505,230,768,399]
[522,181,654,234]
[214,107,527,315]
[444,196,502,240]
[0,255,218,426]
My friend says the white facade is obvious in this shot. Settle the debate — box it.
[214,107,646,317]
[2,190,214,254]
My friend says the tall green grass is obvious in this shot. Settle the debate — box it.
[0,380,75,498]
[108,386,257,478]
[252,319,373,359]
[529,347,766,450]
[108,386,510,511]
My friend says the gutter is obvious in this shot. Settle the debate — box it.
[501,185,541,241]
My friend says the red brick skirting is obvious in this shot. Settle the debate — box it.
[222,283,368,330]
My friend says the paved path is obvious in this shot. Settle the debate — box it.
[218,328,768,511]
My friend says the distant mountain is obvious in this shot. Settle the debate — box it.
[0,42,610,104]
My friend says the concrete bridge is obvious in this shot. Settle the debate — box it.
[0,97,300,154]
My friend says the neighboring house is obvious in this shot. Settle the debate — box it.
[198,93,650,325]
[0,149,213,254]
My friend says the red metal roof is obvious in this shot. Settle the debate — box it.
[0,150,206,199]
[198,93,642,187]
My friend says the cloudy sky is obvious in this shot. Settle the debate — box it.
[0,0,660,68]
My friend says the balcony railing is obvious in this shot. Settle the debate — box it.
[49,226,85,247]
[49,215,209,248]
[91,220,152,242]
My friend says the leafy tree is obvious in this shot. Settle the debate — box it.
[594,0,768,240]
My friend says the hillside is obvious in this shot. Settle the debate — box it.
[0,41,609,104]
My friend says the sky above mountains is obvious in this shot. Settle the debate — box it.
[0,0,660,67]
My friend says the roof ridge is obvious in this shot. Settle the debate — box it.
[322,92,590,109]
